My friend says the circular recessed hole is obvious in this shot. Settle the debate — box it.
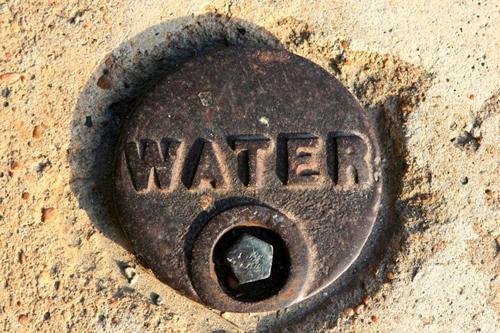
[212,226,290,302]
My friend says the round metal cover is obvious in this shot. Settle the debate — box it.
[113,47,382,312]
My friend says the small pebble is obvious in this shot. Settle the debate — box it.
[386,271,396,281]
[18,314,30,325]
[32,125,43,139]
[461,176,468,185]
[129,274,138,285]
[1,87,10,98]
[453,131,480,151]
[124,265,138,285]
[97,75,112,90]
[354,304,364,314]
[36,160,52,173]
[362,295,372,306]
[38,270,51,285]
[21,192,30,200]
[371,315,380,324]
[343,307,354,316]
[10,161,21,171]
[151,292,163,305]
[41,208,56,222]
[18,250,25,264]
[259,116,270,127]
[471,126,481,138]
[0,72,21,83]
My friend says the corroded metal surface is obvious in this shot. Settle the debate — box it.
[113,47,383,312]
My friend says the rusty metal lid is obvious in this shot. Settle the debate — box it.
[113,47,382,312]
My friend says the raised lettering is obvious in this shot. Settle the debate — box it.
[327,133,370,185]
[277,133,322,186]
[125,138,181,191]
[182,139,228,190]
[124,132,371,192]
[229,135,271,187]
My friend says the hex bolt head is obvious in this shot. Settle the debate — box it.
[225,234,274,284]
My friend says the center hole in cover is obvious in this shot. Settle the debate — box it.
[212,226,291,302]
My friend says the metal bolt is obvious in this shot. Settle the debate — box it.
[225,234,274,284]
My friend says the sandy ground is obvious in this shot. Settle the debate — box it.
[0,0,498,332]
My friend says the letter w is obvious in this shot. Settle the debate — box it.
[125,138,181,191]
